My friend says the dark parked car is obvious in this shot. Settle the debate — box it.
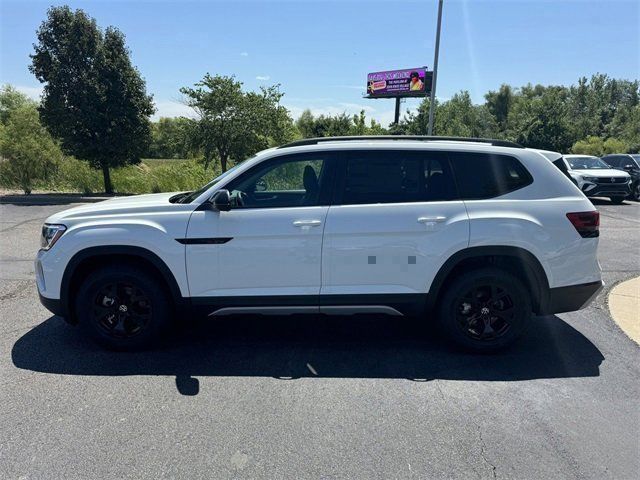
[601,154,640,201]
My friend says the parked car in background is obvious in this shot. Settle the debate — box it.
[563,154,631,204]
[601,154,640,201]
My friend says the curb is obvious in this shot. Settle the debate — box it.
[608,276,640,345]
[0,194,117,205]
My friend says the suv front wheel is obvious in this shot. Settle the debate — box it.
[75,264,172,350]
[437,268,531,352]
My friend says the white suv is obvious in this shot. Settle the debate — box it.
[36,136,603,352]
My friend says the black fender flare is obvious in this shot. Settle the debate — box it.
[426,246,550,314]
[60,245,185,320]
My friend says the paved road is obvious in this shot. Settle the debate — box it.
[1,199,639,479]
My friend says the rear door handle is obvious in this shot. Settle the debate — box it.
[418,216,447,224]
[293,219,322,227]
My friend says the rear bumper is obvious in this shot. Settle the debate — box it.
[542,280,604,315]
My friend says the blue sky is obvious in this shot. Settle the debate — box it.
[1,0,638,126]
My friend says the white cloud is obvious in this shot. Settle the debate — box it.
[14,85,43,100]
[256,75,270,81]
[240,52,249,57]
[152,100,196,121]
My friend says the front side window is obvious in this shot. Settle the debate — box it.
[337,150,457,205]
[449,152,533,199]
[225,153,330,208]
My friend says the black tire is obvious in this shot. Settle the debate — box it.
[630,183,640,202]
[437,268,532,353]
[609,196,625,204]
[75,265,172,350]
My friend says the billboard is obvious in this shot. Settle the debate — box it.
[366,67,432,98]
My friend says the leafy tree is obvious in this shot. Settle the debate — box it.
[603,137,629,154]
[508,86,573,152]
[148,117,191,158]
[0,85,36,124]
[571,136,605,155]
[484,84,513,131]
[181,74,293,171]
[0,105,63,194]
[570,136,628,156]
[296,109,387,138]
[30,6,154,193]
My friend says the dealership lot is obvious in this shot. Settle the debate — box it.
[1,200,639,479]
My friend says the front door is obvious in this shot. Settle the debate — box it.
[185,151,335,304]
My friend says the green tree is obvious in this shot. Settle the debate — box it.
[508,86,573,152]
[571,136,605,156]
[603,137,629,154]
[30,6,155,193]
[181,74,293,171]
[485,84,514,132]
[148,117,191,158]
[0,85,36,124]
[0,105,63,194]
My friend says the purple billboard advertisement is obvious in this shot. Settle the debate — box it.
[366,67,432,98]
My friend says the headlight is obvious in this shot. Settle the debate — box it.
[40,224,67,250]
[581,176,597,182]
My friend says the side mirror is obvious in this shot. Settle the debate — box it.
[210,189,232,212]
[623,164,635,170]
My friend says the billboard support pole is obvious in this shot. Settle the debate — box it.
[427,0,444,135]
[394,97,401,125]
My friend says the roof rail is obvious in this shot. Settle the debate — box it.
[278,135,524,149]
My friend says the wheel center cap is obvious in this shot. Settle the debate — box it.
[118,304,128,313]
[481,307,490,316]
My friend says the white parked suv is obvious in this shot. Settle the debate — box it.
[563,154,631,204]
[36,136,603,352]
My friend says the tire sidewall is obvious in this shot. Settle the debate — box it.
[438,268,531,352]
[75,265,171,350]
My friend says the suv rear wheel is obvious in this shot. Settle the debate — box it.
[75,265,171,350]
[437,268,531,352]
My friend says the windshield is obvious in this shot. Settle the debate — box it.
[175,161,248,204]
[566,156,610,170]
[631,155,640,166]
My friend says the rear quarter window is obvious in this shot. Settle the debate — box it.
[449,152,533,199]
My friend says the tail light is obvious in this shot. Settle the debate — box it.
[566,211,599,238]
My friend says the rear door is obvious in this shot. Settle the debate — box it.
[321,149,469,302]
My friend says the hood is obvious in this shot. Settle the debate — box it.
[569,168,630,178]
[45,192,193,224]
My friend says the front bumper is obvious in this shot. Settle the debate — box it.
[582,182,631,197]
[543,280,604,314]
[38,291,67,318]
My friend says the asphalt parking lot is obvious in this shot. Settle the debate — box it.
[1,199,639,479]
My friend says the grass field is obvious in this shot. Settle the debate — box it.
[0,157,221,195]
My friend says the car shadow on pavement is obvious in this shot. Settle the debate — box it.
[12,314,604,395]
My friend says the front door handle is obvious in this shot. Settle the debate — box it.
[418,216,447,224]
[293,219,322,227]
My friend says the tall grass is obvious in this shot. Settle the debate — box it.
[0,157,220,194]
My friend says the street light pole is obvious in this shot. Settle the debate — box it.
[427,0,444,135]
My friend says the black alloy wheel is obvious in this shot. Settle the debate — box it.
[75,265,171,350]
[92,281,152,338]
[454,284,515,341]
[438,268,531,352]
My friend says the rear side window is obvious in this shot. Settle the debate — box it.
[449,152,533,199]
[337,150,457,205]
